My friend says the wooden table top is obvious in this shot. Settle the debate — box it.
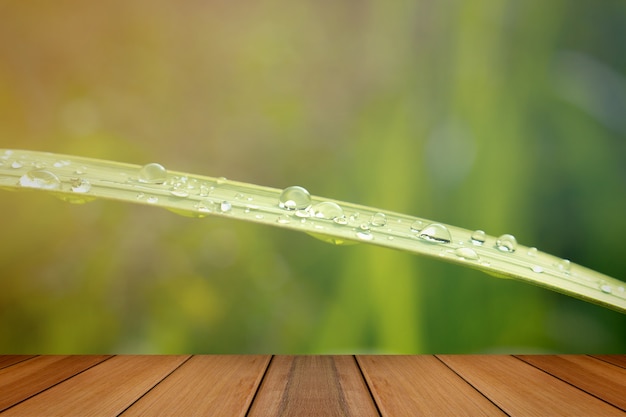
[0,354,624,416]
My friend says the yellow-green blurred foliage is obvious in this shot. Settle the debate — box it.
[1,0,625,353]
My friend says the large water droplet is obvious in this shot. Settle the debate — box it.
[410,220,424,232]
[558,259,571,273]
[70,178,91,193]
[418,223,451,244]
[495,234,517,253]
[310,201,344,220]
[470,230,486,245]
[18,170,61,190]
[356,231,374,241]
[220,201,232,212]
[370,212,387,227]
[279,186,312,210]
[138,163,167,184]
[600,284,612,294]
[276,215,291,224]
[454,247,479,260]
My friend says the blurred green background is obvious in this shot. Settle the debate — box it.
[1,0,625,354]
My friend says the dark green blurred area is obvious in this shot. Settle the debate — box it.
[1,0,625,353]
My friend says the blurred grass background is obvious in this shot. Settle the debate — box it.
[1,0,625,353]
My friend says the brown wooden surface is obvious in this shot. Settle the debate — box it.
[357,355,506,416]
[438,354,625,416]
[248,356,379,417]
[0,355,624,416]
[121,355,270,417]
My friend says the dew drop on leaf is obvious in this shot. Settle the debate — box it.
[311,201,344,220]
[527,247,538,257]
[418,223,451,244]
[279,186,312,210]
[138,163,167,184]
[18,169,61,190]
[454,247,479,260]
[495,234,517,253]
[147,196,159,204]
[470,230,486,245]
[356,231,373,241]
[531,265,544,273]
[370,212,387,227]
[600,284,612,294]
[220,201,232,212]
[70,178,91,193]
[410,220,424,232]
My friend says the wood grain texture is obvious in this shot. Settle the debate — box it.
[247,355,379,417]
[0,356,36,370]
[357,355,505,417]
[517,355,626,411]
[121,355,270,417]
[592,354,626,369]
[0,355,110,412]
[439,355,625,416]
[1,355,189,417]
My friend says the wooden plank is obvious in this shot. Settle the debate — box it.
[0,355,36,370]
[121,355,270,417]
[592,354,626,369]
[439,355,624,416]
[517,355,626,411]
[247,355,379,417]
[0,355,110,412]
[357,355,505,417]
[1,355,189,417]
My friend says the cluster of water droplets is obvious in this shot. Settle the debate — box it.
[3,152,94,204]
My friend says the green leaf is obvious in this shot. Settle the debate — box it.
[1,149,624,313]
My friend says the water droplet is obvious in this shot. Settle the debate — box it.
[349,212,360,222]
[418,223,451,244]
[53,160,70,168]
[410,220,425,232]
[359,223,370,232]
[255,214,264,220]
[199,184,210,197]
[194,202,211,213]
[370,212,387,227]
[136,192,145,199]
[600,284,612,294]
[495,234,517,253]
[454,247,479,260]
[470,230,486,245]
[235,193,245,200]
[70,178,91,193]
[11,161,23,169]
[295,209,311,218]
[216,177,227,185]
[138,163,167,184]
[356,231,373,241]
[220,201,232,212]
[527,247,538,257]
[311,201,344,220]
[18,169,61,190]
[147,196,159,204]
[75,166,87,175]
[531,265,544,273]
[558,259,571,273]
[333,216,348,225]
[276,215,291,224]
[279,186,312,210]
[169,185,189,198]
